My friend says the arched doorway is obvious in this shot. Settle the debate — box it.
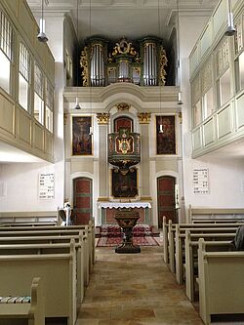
[157,176,177,228]
[73,177,92,225]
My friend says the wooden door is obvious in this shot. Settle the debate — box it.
[157,176,177,228]
[73,177,92,225]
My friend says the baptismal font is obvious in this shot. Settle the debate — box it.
[114,208,141,253]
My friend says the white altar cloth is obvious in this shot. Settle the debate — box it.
[98,202,151,209]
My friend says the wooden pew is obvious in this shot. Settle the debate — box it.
[187,205,244,223]
[0,231,90,287]
[198,238,244,325]
[0,239,76,325]
[184,231,233,301]
[0,242,85,305]
[0,223,96,270]
[162,216,243,266]
[0,277,45,325]
[0,211,58,226]
[175,228,236,284]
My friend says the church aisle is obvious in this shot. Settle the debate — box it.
[76,245,203,325]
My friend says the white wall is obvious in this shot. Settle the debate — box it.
[0,162,58,211]
[185,156,244,208]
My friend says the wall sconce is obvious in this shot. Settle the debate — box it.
[37,0,48,42]
[225,0,236,36]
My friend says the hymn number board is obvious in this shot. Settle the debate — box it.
[39,173,55,199]
[193,168,209,194]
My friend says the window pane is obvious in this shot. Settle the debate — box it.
[219,69,231,106]
[203,88,214,119]
[236,52,244,92]
[46,106,53,132]
[193,100,202,126]
[0,50,10,93]
[0,10,12,60]
[19,74,28,110]
[34,93,44,125]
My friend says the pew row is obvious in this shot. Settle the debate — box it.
[198,239,244,325]
[0,240,76,325]
[0,232,90,288]
[0,277,45,325]
[162,216,243,265]
[175,229,236,284]
[184,232,233,301]
[0,211,58,226]
[187,205,244,223]
[0,242,85,305]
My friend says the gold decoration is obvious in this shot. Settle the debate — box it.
[96,113,110,124]
[137,112,151,124]
[159,46,168,86]
[112,36,137,57]
[117,103,131,111]
[80,46,89,87]
[178,112,182,124]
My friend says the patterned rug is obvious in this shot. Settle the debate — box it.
[97,236,159,247]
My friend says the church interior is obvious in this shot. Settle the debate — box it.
[0,0,244,324]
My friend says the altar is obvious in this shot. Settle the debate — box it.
[98,201,152,225]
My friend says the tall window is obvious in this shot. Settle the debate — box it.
[34,63,44,124]
[0,10,12,94]
[45,79,54,132]
[215,38,232,107]
[19,43,30,110]
[234,14,244,93]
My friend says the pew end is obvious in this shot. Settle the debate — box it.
[0,277,45,325]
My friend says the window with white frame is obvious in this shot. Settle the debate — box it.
[19,42,30,111]
[0,10,12,94]
[45,79,54,132]
[34,63,44,125]
[215,37,232,107]
[201,57,215,119]
[234,14,244,93]
[191,74,202,127]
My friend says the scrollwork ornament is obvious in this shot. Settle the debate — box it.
[159,46,168,86]
[80,46,89,87]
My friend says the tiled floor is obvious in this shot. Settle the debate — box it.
[76,244,204,325]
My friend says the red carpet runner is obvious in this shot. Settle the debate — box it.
[97,235,159,247]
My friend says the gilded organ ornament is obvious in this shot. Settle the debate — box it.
[80,46,89,87]
[159,46,168,86]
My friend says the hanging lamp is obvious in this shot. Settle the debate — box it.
[74,0,81,109]
[37,0,48,42]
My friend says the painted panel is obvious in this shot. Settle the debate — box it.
[7,0,19,17]
[192,127,202,151]
[200,23,212,58]
[212,0,226,37]
[33,122,44,151]
[156,116,176,155]
[217,105,232,139]
[16,108,31,144]
[203,119,215,146]
[112,168,138,198]
[72,116,92,155]
[18,1,36,42]
[45,131,53,156]
[0,93,15,135]
[236,93,244,129]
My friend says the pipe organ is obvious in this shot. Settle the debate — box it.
[80,36,167,87]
